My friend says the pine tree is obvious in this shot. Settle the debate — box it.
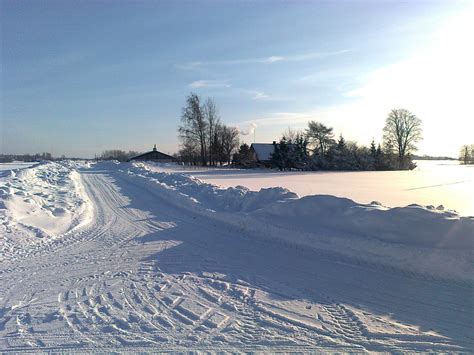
[337,134,346,151]
[270,141,282,170]
[370,139,377,158]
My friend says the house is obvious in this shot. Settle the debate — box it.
[249,142,297,167]
[250,143,277,166]
[129,145,176,163]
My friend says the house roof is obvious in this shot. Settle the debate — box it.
[251,143,276,161]
[130,146,175,161]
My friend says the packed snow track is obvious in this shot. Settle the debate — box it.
[0,162,472,352]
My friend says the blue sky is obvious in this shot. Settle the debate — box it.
[1,0,472,157]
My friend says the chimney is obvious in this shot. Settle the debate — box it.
[153,144,157,151]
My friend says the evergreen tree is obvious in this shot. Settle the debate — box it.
[375,144,384,170]
[370,139,377,158]
[270,138,290,170]
[233,143,252,165]
[337,134,347,151]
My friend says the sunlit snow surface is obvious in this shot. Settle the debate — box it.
[0,160,472,352]
[0,162,37,172]
[155,160,474,216]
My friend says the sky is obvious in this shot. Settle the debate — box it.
[1,0,473,158]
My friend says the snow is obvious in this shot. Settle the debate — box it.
[0,162,38,172]
[152,160,474,217]
[125,161,473,282]
[0,161,92,259]
[0,160,472,352]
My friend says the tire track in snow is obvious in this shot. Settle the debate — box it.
[0,164,470,352]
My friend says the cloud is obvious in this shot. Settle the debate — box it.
[253,91,269,100]
[178,50,349,69]
[188,80,231,88]
[246,90,270,100]
[264,56,284,63]
[243,112,320,127]
[243,89,291,102]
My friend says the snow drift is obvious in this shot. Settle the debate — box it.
[125,161,298,212]
[121,162,474,281]
[257,195,473,249]
[0,161,92,256]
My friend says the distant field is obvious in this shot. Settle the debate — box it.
[156,160,474,216]
[0,162,37,172]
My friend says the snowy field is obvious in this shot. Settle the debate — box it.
[155,160,474,217]
[0,162,38,173]
[0,161,472,352]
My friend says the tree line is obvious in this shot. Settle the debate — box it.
[0,153,54,163]
[97,150,141,162]
[177,93,240,165]
[459,145,474,164]
[175,95,424,171]
[261,108,422,171]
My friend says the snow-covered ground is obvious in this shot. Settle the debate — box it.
[0,161,472,352]
[155,160,474,217]
[0,162,93,262]
[0,162,38,172]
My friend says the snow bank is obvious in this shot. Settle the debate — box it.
[126,162,298,212]
[122,162,474,281]
[257,195,473,249]
[0,162,92,255]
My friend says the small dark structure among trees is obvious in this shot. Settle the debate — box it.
[250,143,283,167]
[129,145,176,163]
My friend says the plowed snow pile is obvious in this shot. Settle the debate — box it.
[128,162,474,281]
[0,161,92,257]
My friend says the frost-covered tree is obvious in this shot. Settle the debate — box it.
[383,109,422,169]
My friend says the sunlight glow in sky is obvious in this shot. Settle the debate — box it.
[1,0,472,157]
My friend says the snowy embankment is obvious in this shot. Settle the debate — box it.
[0,161,92,256]
[124,162,474,282]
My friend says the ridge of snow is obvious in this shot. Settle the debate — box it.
[121,161,474,282]
[0,161,93,257]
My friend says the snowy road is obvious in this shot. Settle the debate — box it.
[0,164,472,352]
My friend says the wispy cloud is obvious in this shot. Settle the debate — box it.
[178,49,349,69]
[188,80,231,88]
[246,90,270,100]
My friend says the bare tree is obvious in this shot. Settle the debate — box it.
[203,98,221,166]
[220,125,240,165]
[459,144,474,164]
[178,141,200,165]
[178,93,208,166]
[383,109,422,169]
[282,127,298,143]
[100,150,139,162]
